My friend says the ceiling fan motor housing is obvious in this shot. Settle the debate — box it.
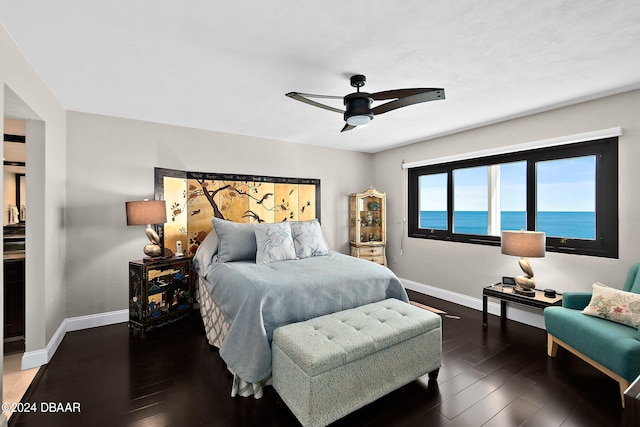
[344,92,373,123]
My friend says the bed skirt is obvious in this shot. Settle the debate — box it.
[198,279,271,398]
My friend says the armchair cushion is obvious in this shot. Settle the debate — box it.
[582,283,640,328]
[562,292,593,310]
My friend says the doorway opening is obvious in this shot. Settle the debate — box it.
[3,87,43,420]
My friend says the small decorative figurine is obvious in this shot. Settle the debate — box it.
[365,212,373,226]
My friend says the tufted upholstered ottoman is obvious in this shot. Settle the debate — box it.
[272,298,442,427]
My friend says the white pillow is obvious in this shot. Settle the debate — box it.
[582,282,640,328]
[290,219,330,259]
[192,229,218,278]
[253,222,297,264]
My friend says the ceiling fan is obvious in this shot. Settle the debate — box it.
[286,74,445,132]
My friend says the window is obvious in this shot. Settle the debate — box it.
[453,166,488,234]
[407,137,618,258]
[536,156,596,240]
[419,173,448,230]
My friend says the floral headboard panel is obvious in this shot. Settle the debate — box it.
[154,168,321,256]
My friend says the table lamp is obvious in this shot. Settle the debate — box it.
[501,230,545,296]
[126,199,167,258]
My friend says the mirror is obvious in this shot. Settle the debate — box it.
[17,173,25,221]
[3,129,26,225]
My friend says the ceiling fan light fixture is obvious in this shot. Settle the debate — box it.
[346,115,372,126]
[286,74,445,132]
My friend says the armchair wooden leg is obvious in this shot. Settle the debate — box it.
[547,333,629,408]
[619,380,630,409]
[547,333,558,357]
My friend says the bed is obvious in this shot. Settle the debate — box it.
[193,217,409,398]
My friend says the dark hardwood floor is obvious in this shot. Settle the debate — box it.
[9,290,632,427]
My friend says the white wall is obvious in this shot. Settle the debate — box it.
[374,89,640,300]
[0,22,67,417]
[65,111,373,317]
[1,24,67,350]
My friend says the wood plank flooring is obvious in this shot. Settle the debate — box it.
[9,290,632,426]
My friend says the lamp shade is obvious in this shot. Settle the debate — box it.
[125,200,167,226]
[501,230,546,258]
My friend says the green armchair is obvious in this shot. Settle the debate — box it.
[544,263,640,407]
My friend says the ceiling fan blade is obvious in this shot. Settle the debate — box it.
[291,92,343,100]
[370,88,439,101]
[340,123,356,132]
[285,92,344,114]
[371,88,445,116]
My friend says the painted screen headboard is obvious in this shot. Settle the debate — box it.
[154,168,321,256]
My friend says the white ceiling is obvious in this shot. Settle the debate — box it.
[2,1,640,153]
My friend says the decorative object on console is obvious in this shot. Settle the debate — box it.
[350,187,387,266]
[502,276,516,286]
[126,199,167,258]
[501,230,545,296]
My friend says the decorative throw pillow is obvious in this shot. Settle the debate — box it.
[253,222,297,264]
[582,282,640,328]
[193,229,218,278]
[211,217,257,262]
[290,219,330,259]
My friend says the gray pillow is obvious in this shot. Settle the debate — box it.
[253,222,297,264]
[290,219,330,259]
[211,217,257,262]
[193,229,218,278]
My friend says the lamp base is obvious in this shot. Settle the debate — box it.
[143,243,162,257]
[515,275,535,290]
[142,256,165,263]
[514,287,535,297]
[514,275,536,297]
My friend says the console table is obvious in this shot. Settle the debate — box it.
[482,283,562,327]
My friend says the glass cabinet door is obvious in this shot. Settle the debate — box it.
[349,188,386,246]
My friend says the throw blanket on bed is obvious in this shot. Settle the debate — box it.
[201,251,408,383]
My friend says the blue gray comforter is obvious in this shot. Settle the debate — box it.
[201,251,408,383]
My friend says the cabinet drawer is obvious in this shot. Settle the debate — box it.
[359,246,384,256]
[360,255,386,265]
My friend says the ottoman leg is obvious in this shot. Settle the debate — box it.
[428,368,440,380]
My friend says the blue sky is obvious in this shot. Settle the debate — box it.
[420,156,596,212]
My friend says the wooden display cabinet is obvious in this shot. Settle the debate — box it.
[129,256,193,337]
[349,187,387,266]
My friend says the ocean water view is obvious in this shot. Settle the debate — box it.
[419,211,595,239]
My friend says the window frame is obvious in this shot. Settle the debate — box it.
[407,137,618,258]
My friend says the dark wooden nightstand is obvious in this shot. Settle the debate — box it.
[128,256,194,337]
[482,283,562,327]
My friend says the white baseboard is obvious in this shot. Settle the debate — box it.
[401,278,546,330]
[65,309,128,332]
[21,309,128,370]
